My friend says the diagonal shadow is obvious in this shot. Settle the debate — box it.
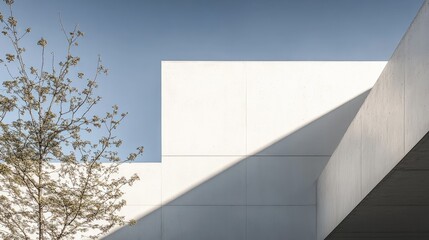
[102,90,370,240]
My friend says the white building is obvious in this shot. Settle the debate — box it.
[103,1,429,239]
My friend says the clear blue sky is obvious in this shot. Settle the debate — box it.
[0,0,424,162]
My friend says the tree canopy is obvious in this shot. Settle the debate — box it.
[0,1,143,239]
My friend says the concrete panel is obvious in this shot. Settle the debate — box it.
[162,157,245,205]
[335,115,362,223]
[317,155,338,240]
[119,163,162,206]
[360,46,406,198]
[405,1,429,152]
[247,156,328,205]
[247,206,316,240]
[246,62,385,156]
[317,114,364,239]
[162,61,246,156]
[162,206,246,240]
[396,132,429,170]
[102,206,161,240]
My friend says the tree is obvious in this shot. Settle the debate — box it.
[0,1,143,239]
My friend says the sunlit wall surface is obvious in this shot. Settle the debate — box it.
[100,61,385,240]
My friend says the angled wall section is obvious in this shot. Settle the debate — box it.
[317,1,429,239]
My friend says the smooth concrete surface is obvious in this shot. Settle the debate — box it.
[247,206,316,240]
[317,152,339,240]
[162,62,247,156]
[247,156,328,205]
[102,61,386,240]
[317,1,429,239]
[405,0,429,152]
[162,206,246,240]
[360,49,405,198]
[162,61,385,157]
[335,115,362,225]
[162,156,246,205]
[245,62,385,156]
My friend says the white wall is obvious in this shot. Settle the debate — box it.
[103,61,385,240]
[317,1,429,239]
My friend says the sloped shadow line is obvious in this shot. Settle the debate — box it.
[102,90,370,240]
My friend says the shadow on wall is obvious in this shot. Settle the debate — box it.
[102,90,370,240]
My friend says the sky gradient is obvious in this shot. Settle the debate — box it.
[0,0,425,162]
